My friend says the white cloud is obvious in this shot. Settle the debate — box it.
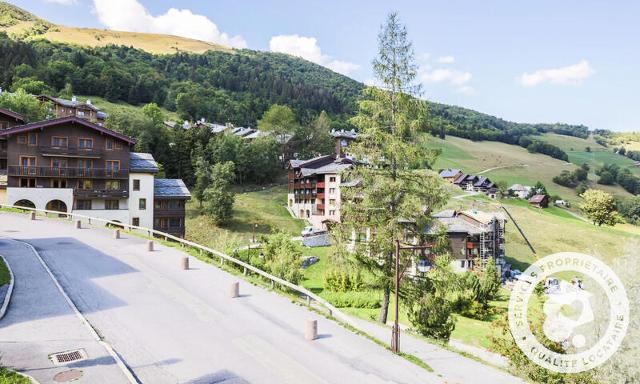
[91,0,247,48]
[269,34,360,76]
[44,0,77,5]
[519,60,594,87]
[436,55,455,64]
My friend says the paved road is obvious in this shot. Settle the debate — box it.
[0,238,129,383]
[0,213,444,384]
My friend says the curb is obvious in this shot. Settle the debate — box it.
[13,240,139,384]
[0,254,15,320]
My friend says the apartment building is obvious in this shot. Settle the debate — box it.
[287,129,357,229]
[0,115,190,237]
[37,95,107,124]
[421,209,507,273]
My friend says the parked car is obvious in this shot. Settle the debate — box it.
[301,226,325,237]
[301,256,319,269]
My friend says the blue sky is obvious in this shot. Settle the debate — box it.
[7,0,640,132]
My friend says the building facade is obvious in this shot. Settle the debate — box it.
[37,95,107,124]
[287,130,357,229]
[0,116,190,237]
[422,209,507,273]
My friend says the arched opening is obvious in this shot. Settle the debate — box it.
[14,199,36,209]
[305,209,310,218]
[46,200,68,213]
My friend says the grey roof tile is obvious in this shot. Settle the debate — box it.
[130,152,159,173]
[154,179,191,198]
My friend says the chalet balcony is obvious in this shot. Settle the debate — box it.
[154,208,186,217]
[74,188,129,198]
[8,166,129,179]
[39,145,102,158]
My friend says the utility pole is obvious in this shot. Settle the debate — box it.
[391,239,431,354]
[391,239,401,353]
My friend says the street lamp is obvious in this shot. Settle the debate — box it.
[391,239,431,354]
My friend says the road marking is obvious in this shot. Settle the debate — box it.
[8,239,139,384]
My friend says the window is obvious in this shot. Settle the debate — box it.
[78,159,93,170]
[105,138,114,150]
[78,138,93,149]
[133,179,140,191]
[78,180,93,190]
[329,176,336,182]
[20,178,36,188]
[105,200,119,210]
[132,217,140,226]
[329,199,336,205]
[105,160,120,175]
[51,158,67,169]
[329,188,336,194]
[168,200,181,209]
[77,111,85,117]
[329,210,336,216]
[51,136,68,148]
[105,180,120,190]
[169,218,181,228]
[154,200,162,209]
[76,200,92,210]
[139,198,146,210]
[51,179,67,188]
[28,132,37,146]
[115,141,123,150]
[17,135,27,144]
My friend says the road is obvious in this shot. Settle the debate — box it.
[0,213,444,384]
[0,238,130,383]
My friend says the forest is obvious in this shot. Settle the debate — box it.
[0,32,592,143]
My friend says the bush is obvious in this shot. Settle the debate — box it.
[324,269,364,292]
[321,291,381,309]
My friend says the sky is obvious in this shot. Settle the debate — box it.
[7,0,640,132]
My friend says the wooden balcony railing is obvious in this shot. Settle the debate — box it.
[39,145,102,158]
[74,189,129,198]
[8,166,129,179]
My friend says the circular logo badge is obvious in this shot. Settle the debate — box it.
[508,252,629,373]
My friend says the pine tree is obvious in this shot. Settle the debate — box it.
[337,13,448,324]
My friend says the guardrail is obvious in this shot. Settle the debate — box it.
[0,204,361,332]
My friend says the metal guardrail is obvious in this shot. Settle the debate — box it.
[0,204,361,331]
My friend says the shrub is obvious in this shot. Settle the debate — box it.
[324,269,364,292]
[321,291,381,309]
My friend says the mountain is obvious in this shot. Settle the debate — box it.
[0,2,231,54]
[0,1,591,140]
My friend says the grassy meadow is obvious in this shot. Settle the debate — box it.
[185,185,305,251]
[426,135,634,206]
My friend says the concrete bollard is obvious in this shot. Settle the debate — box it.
[305,319,318,341]
[182,257,189,270]
[30,212,36,220]
[229,282,239,298]
[147,240,154,252]
[75,219,82,229]
[113,229,120,239]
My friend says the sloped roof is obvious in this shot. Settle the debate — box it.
[330,129,357,139]
[529,194,548,203]
[0,116,135,144]
[154,179,191,198]
[439,168,461,178]
[39,95,101,111]
[0,107,25,123]
[130,152,159,173]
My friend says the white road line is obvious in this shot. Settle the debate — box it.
[0,254,15,320]
[9,238,139,384]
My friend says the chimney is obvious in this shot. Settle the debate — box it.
[86,99,92,105]
[71,95,77,103]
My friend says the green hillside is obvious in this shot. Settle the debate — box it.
[0,1,230,54]
[537,133,640,176]
[427,135,633,205]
